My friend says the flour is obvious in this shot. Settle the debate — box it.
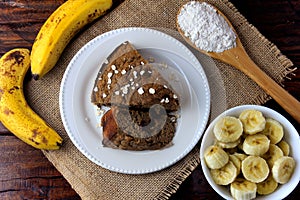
[177,1,236,53]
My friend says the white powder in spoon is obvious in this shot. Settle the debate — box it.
[177,1,236,53]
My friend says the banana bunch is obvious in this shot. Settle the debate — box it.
[204,109,296,199]
[0,49,63,150]
[31,0,113,80]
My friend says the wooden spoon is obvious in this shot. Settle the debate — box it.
[176,3,300,124]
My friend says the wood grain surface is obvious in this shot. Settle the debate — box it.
[0,0,299,199]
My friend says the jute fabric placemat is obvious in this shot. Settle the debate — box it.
[25,0,294,199]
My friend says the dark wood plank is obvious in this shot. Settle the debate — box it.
[0,0,299,199]
[0,1,68,54]
[0,136,79,199]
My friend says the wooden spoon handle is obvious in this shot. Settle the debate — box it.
[236,53,300,123]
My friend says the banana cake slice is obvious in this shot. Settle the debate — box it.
[91,41,181,150]
[91,41,180,111]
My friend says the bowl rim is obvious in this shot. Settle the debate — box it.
[200,104,300,200]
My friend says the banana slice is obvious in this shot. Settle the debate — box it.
[216,138,240,149]
[262,144,284,167]
[260,118,284,144]
[230,178,257,200]
[229,154,241,175]
[242,155,269,183]
[242,134,270,156]
[204,145,229,169]
[277,140,290,156]
[213,116,243,143]
[272,156,295,184]
[233,152,248,161]
[239,109,266,135]
[257,175,278,195]
[210,161,238,185]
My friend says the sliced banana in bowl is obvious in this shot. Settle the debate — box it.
[200,105,300,200]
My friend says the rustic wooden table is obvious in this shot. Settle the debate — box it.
[0,0,299,199]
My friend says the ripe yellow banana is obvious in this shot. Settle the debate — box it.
[0,48,63,150]
[31,0,113,80]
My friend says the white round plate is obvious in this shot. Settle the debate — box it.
[60,27,210,174]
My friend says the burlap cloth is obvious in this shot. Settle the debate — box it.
[25,0,294,199]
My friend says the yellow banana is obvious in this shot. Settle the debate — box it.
[31,0,113,80]
[0,48,63,150]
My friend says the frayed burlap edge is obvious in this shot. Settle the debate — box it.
[157,148,200,199]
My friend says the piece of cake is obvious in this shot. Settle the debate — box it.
[91,41,180,111]
[91,41,180,151]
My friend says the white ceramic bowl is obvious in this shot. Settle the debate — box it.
[200,105,300,200]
